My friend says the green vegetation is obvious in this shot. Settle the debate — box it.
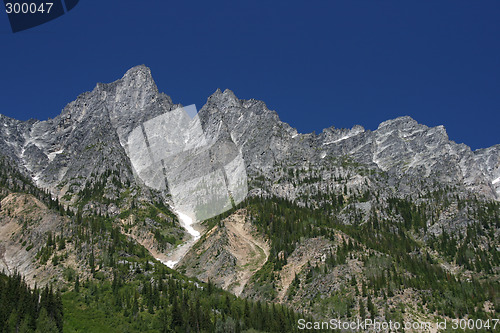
[0,159,307,332]
[0,272,63,333]
[0,155,62,211]
[0,266,307,332]
[62,267,305,333]
[238,194,499,322]
[1,149,498,330]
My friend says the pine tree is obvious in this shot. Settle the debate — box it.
[359,299,366,320]
[367,295,377,318]
[35,308,58,333]
[171,296,183,329]
[74,275,80,293]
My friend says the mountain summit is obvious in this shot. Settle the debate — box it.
[0,66,499,327]
[0,65,498,203]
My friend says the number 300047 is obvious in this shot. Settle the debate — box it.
[5,2,53,14]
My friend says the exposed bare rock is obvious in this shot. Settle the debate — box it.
[178,209,269,296]
[274,237,334,302]
[0,193,67,286]
[0,65,498,211]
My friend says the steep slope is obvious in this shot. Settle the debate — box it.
[0,66,176,205]
[1,65,498,210]
[0,65,498,325]
[197,93,499,202]
[178,209,269,296]
[474,145,500,198]
[0,192,68,286]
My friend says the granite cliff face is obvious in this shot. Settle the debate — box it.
[197,87,500,203]
[0,66,177,205]
[0,66,499,322]
[0,65,498,208]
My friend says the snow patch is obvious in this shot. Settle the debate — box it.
[156,210,201,269]
[492,177,500,185]
[177,211,200,239]
[164,259,178,269]
[47,149,64,162]
[400,129,424,138]
[323,128,364,145]
[323,135,350,145]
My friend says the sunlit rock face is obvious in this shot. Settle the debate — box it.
[0,65,172,199]
[0,64,498,210]
[126,104,248,221]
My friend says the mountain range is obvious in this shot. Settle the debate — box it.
[0,65,498,331]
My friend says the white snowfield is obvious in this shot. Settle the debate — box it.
[176,211,200,240]
[159,211,201,269]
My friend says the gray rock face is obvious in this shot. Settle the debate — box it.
[0,66,178,202]
[197,90,499,202]
[0,65,498,208]
[473,145,500,198]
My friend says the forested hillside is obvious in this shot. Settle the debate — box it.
[182,192,499,327]
[0,66,499,332]
[0,272,63,333]
[0,155,307,333]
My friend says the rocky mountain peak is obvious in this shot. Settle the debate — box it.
[92,65,160,111]
[121,64,156,85]
[377,115,419,130]
[207,88,241,109]
[0,65,498,203]
[375,116,450,143]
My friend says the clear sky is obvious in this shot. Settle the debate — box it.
[0,0,498,150]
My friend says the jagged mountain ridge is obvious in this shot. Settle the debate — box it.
[199,90,500,201]
[0,64,498,207]
[0,65,498,326]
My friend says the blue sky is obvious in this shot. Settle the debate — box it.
[1,0,499,150]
